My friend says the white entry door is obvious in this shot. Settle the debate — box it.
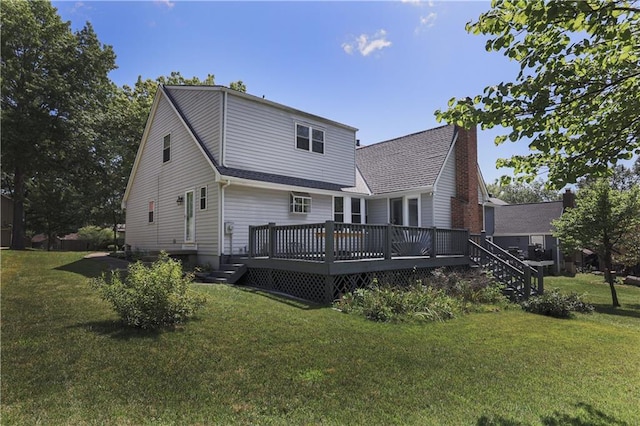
[185,190,195,242]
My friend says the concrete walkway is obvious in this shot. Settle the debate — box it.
[83,252,131,271]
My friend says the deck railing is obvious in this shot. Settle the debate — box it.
[248,221,469,262]
[468,235,543,299]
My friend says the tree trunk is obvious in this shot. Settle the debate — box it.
[603,249,620,308]
[112,211,118,250]
[10,167,26,250]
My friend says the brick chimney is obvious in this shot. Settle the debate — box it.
[562,188,575,211]
[450,125,482,233]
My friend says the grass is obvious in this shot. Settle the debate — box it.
[2,250,640,425]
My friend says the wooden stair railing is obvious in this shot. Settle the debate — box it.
[468,239,542,300]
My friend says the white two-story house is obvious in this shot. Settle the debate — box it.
[123,85,488,269]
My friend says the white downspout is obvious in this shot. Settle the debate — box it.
[222,90,228,167]
[220,179,231,258]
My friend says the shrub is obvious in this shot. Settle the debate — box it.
[427,268,508,306]
[520,289,594,318]
[334,269,512,323]
[335,283,462,323]
[78,225,114,250]
[91,252,207,329]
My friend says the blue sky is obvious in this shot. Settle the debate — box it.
[54,0,534,184]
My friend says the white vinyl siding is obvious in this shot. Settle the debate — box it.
[124,94,219,262]
[223,185,333,255]
[366,198,388,225]
[421,193,434,227]
[433,146,456,228]
[224,94,355,186]
[163,88,222,163]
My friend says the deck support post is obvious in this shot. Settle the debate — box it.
[325,221,335,263]
[537,265,544,295]
[524,266,531,299]
[248,226,255,258]
[324,275,335,304]
[430,227,437,258]
[385,224,393,260]
[268,222,276,258]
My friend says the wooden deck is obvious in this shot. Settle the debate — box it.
[243,221,472,303]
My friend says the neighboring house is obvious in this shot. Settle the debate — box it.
[1,194,13,247]
[123,85,488,269]
[31,233,60,250]
[487,190,575,273]
[59,233,92,251]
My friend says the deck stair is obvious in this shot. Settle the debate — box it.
[468,236,543,300]
[196,261,247,284]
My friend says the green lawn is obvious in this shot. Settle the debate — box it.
[2,251,639,425]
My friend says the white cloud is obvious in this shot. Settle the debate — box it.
[70,2,92,14]
[342,30,392,57]
[419,12,437,28]
[155,0,175,9]
[70,2,84,13]
[401,0,435,6]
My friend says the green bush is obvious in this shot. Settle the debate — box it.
[91,252,207,329]
[520,289,594,318]
[334,269,511,323]
[428,268,507,305]
[335,281,462,323]
[78,225,114,250]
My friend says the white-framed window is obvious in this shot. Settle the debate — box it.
[199,186,207,210]
[351,197,362,224]
[296,124,324,154]
[408,198,419,227]
[530,235,545,248]
[185,190,195,242]
[290,192,311,214]
[334,196,344,222]
[163,134,171,163]
[148,200,155,223]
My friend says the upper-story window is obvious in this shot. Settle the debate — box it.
[296,124,324,154]
[163,134,171,163]
[334,196,344,222]
[290,192,311,214]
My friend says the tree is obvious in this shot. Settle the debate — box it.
[486,179,561,204]
[435,0,640,187]
[1,0,116,248]
[553,179,640,307]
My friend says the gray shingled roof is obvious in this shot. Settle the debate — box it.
[220,167,346,191]
[356,125,456,195]
[494,201,564,235]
